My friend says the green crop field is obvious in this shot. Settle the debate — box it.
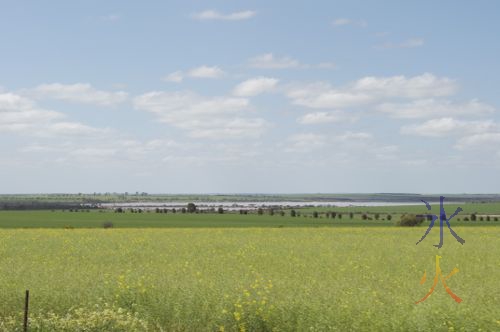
[0,210,392,228]
[0,207,499,229]
[1,227,499,331]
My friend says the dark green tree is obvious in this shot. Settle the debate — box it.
[187,203,197,213]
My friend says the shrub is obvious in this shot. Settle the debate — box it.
[103,221,114,229]
[470,213,477,221]
[386,214,392,221]
[312,211,319,218]
[397,214,424,227]
[290,209,296,217]
[494,217,499,222]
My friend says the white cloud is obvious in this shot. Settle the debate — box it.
[352,73,456,98]
[1,109,63,124]
[286,73,457,109]
[284,131,376,154]
[0,92,110,137]
[334,131,373,142]
[233,77,279,97]
[163,66,225,82]
[332,18,367,27]
[0,93,61,131]
[0,92,33,110]
[316,62,337,69]
[376,99,495,119]
[45,122,108,137]
[101,13,120,22]
[163,71,184,83]
[29,83,128,106]
[187,66,225,79]
[285,133,327,152]
[378,38,424,49]
[192,10,256,21]
[134,91,269,139]
[401,117,497,137]
[297,111,357,125]
[249,53,300,69]
[455,133,500,149]
[286,82,373,108]
[20,138,190,165]
[332,18,351,26]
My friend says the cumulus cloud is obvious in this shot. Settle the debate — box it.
[376,99,495,119]
[249,53,300,69]
[332,18,367,27]
[297,111,357,125]
[100,13,120,22]
[232,77,279,97]
[286,73,457,109]
[134,91,268,139]
[285,133,327,152]
[401,117,497,137]
[187,66,225,78]
[456,132,500,149]
[21,138,187,164]
[352,73,456,98]
[163,71,184,83]
[316,62,337,69]
[163,66,225,82]
[378,38,425,49]
[284,131,377,155]
[192,10,256,21]
[334,131,373,142]
[0,92,109,137]
[29,83,128,106]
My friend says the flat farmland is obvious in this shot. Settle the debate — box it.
[1,227,499,331]
[1,207,500,229]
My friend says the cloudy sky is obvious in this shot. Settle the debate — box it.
[1,1,499,194]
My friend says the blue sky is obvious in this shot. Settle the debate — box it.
[1,0,499,194]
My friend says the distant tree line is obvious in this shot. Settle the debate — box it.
[0,201,93,210]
